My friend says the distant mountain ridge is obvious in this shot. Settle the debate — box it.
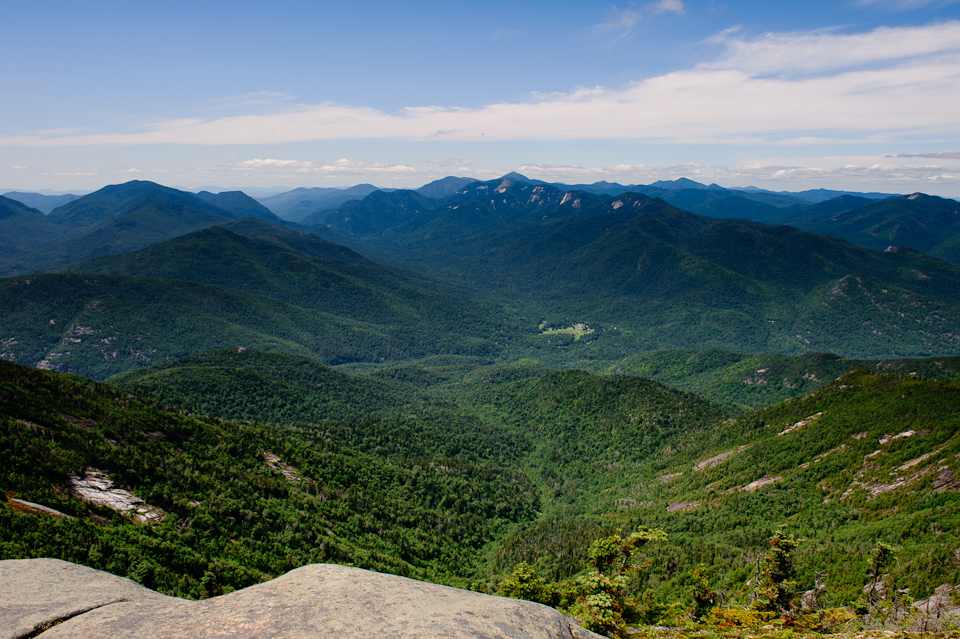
[3,174,960,374]
[256,184,381,222]
[791,192,960,264]
[1,191,81,213]
[301,177,960,358]
[0,180,283,276]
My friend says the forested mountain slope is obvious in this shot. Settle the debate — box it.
[485,370,960,607]
[297,178,960,359]
[0,271,504,379]
[0,195,60,260]
[607,349,960,410]
[792,193,960,265]
[0,360,538,595]
[62,222,497,330]
[5,354,959,614]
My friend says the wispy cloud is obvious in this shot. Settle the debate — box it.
[229,157,416,176]
[514,162,703,183]
[714,161,960,188]
[493,28,523,39]
[592,1,685,41]
[856,0,960,9]
[891,150,960,159]
[705,21,960,75]
[426,158,474,168]
[2,22,958,150]
[232,158,317,169]
[652,0,685,15]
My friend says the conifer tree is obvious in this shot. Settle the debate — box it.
[752,527,803,614]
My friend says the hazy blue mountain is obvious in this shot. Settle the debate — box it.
[780,194,876,222]
[735,186,897,203]
[13,197,231,274]
[47,180,233,230]
[312,189,439,236]
[194,184,291,198]
[0,196,60,266]
[655,189,807,221]
[195,190,282,222]
[416,176,479,198]
[792,192,960,264]
[1,191,81,213]
[313,177,608,250]
[257,184,381,222]
[1,181,291,275]
[648,177,724,191]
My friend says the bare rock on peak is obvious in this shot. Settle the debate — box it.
[0,558,177,639]
[0,559,602,639]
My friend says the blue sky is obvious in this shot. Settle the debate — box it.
[2,0,960,196]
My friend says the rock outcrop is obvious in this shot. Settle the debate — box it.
[0,558,602,639]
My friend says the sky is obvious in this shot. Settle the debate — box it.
[2,0,960,196]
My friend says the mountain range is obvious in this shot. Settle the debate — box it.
[3,176,960,381]
[0,181,281,276]
[3,172,960,630]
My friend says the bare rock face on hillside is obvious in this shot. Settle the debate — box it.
[0,558,602,639]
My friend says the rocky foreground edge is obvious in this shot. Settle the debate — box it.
[0,558,603,639]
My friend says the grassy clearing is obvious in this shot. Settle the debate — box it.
[539,322,596,341]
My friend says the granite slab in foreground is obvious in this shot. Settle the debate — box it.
[0,558,602,639]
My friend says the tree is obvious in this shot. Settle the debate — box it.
[587,527,667,574]
[866,542,896,608]
[499,562,559,607]
[499,527,668,639]
[571,527,668,638]
[752,526,803,615]
[688,564,717,620]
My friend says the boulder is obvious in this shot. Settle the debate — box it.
[0,559,602,639]
[913,583,960,620]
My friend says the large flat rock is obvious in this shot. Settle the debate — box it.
[0,559,601,639]
[0,558,177,639]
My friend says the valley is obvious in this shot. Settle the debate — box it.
[2,175,960,636]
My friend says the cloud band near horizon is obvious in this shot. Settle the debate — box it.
[2,21,959,150]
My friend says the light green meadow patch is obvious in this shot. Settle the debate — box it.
[539,323,595,340]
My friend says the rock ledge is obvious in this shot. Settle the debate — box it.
[0,558,601,639]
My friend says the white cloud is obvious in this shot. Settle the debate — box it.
[514,162,704,183]
[651,0,685,15]
[1,22,958,150]
[229,157,416,177]
[315,158,417,175]
[713,161,960,188]
[426,158,474,168]
[705,21,960,75]
[232,158,318,169]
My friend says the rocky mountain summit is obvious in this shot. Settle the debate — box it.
[0,558,601,639]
